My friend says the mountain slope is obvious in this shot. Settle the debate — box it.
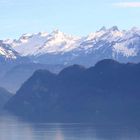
[0,41,19,60]
[0,87,12,108]
[0,63,65,93]
[5,59,140,123]
[9,30,81,56]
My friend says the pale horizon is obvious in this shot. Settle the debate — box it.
[0,0,140,39]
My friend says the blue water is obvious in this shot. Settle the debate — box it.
[0,114,140,140]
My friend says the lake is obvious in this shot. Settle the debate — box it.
[0,114,140,140]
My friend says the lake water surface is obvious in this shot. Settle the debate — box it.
[0,114,140,140]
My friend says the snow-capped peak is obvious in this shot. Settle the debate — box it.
[51,29,62,35]
[0,41,18,59]
[21,33,33,38]
[7,30,81,56]
[109,26,119,31]
[85,26,123,43]
[130,27,140,32]
[38,32,48,37]
[36,30,81,54]
[99,26,107,31]
[1,26,140,65]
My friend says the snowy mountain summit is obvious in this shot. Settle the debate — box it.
[2,26,140,65]
[7,30,81,56]
[0,41,18,60]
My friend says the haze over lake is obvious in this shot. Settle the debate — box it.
[0,114,139,140]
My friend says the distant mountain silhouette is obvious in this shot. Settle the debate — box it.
[5,59,140,124]
[0,63,65,93]
[0,87,12,108]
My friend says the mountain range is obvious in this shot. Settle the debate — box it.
[1,26,140,93]
[5,59,140,123]
[1,26,140,66]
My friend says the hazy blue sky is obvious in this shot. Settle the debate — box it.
[1,0,140,39]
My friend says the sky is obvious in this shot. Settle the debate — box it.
[0,0,140,39]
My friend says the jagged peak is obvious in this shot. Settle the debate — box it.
[99,26,107,31]
[129,27,140,34]
[21,33,33,38]
[109,26,119,31]
[38,32,48,37]
[1,26,140,62]
[50,29,64,36]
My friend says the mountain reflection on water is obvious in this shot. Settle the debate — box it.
[0,114,140,140]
